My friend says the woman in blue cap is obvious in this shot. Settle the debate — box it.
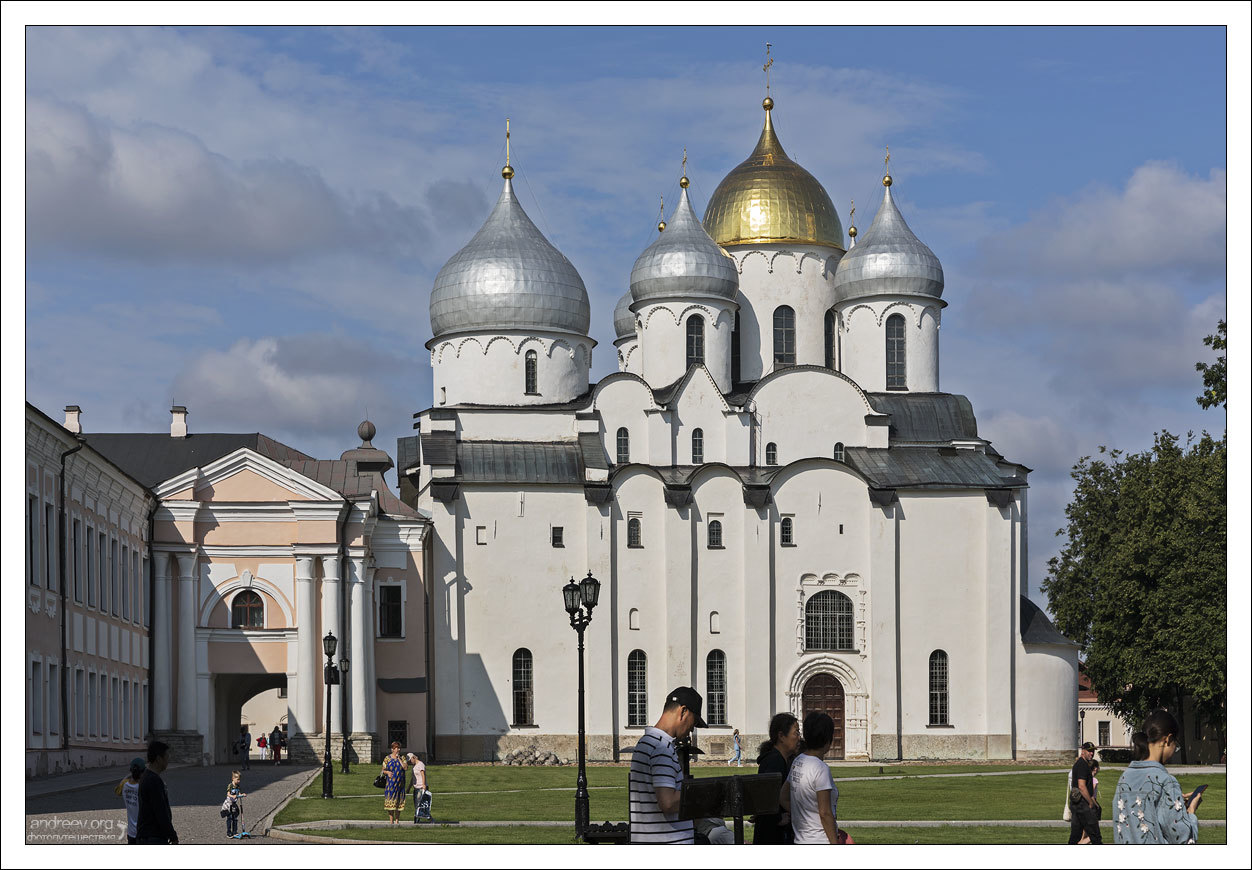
[114,757,145,844]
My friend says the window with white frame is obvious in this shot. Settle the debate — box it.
[525,350,539,395]
[780,516,795,546]
[1099,720,1111,746]
[824,308,838,369]
[75,669,85,737]
[73,519,82,602]
[48,664,60,735]
[86,524,96,607]
[686,315,705,368]
[765,442,778,466]
[45,502,56,590]
[30,660,43,734]
[627,650,648,726]
[886,313,907,390]
[132,551,141,625]
[232,590,265,629]
[122,681,129,742]
[512,648,534,726]
[378,584,404,638]
[616,427,630,465]
[627,516,643,548]
[121,544,130,619]
[773,306,796,367]
[87,672,96,737]
[833,442,845,462]
[111,538,119,616]
[142,684,149,740]
[805,590,854,651]
[28,495,39,587]
[142,557,150,627]
[707,519,724,549]
[706,650,727,726]
[691,428,704,465]
[98,532,108,613]
[112,676,119,740]
[929,650,949,725]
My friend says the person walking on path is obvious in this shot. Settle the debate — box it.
[408,753,432,823]
[727,729,742,767]
[270,726,283,765]
[381,741,408,826]
[257,733,268,762]
[780,712,841,845]
[237,725,252,770]
[113,757,145,844]
[135,740,178,845]
[628,686,707,844]
[1113,710,1203,844]
[753,712,800,845]
[1067,740,1102,844]
[223,770,248,838]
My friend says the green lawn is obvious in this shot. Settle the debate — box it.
[290,822,1227,846]
[276,764,1225,831]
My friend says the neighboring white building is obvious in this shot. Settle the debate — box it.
[409,96,1079,762]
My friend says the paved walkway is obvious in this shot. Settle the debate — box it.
[25,762,317,845]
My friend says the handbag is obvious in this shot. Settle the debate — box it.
[373,773,388,789]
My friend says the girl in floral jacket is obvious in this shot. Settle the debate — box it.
[1112,709,1203,844]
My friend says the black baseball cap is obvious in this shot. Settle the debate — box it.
[1080,741,1096,751]
[667,686,708,728]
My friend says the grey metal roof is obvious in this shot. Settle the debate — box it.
[456,441,583,484]
[429,177,590,338]
[630,186,739,304]
[578,431,610,470]
[85,432,314,489]
[284,460,421,519]
[613,290,636,339]
[419,431,457,466]
[866,392,979,443]
[1020,596,1078,647]
[844,447,1014,489]
[396,435,420,473]
[834,181,943,302]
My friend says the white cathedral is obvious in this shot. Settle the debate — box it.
[409,95,1078,762]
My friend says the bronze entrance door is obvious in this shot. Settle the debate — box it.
[801,673,845,760]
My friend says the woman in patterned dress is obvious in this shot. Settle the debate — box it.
[1112,709,1203,844]
[381,741,409,825]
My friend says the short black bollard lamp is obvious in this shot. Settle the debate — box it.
[321,631,339,798]
[339,656,351,774]
[562,571,600,838]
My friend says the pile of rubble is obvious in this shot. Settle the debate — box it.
[501,745,567,766]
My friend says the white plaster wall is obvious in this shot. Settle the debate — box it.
[751,369,873,465]
[451,409,579,442]
[430,332,592,407]
[669,371,733,466]
[729,245,843,380]
[837,298,942,393]
[593,378,657,465]
[635,301,736,393]
[614,336,641,375]
[1016,644,1079,753]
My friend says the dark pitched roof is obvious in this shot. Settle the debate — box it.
[866,393,980,443]
[1020,596,1078,646]
[396,435,421,474]
[844,447,1019,489]
[84,432,314,488]
[456,441,583,484]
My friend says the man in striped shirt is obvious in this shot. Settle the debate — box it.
[629,686,707,844]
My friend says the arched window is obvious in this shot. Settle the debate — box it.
[886,313,907,390]
[629,608,640,630]
[929,650,949,725]
[691,428,704,465]
[231,590,264,629]
[833,442,845,462]
[512,648,534,725]
[616,427,630,464]
[805,590,854,650]
[524,350,538,395]
[627,517,643,548]
[780,516,795,546]
[686,315,705,368]
[706,650,727,726]
[627,650,648,726]
[773,306,796,367]
[825,309,838,369]
[765,442,778,466]
[710,610,721,633]
[707,519,723,549]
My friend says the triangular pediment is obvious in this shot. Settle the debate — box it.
[154,447,343,502]
[668,366,732,413]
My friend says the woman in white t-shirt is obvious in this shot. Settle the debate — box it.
[113,757,145,844]
[780,712,840,844]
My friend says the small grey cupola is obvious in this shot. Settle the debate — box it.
[613,290,637,340]
[833,174,944,304]
[629,182,739,304]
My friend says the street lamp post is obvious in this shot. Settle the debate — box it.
[339,657,351,774]
[562,572,600,839]
[321,631,339,799]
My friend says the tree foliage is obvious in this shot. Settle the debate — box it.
[1042,431,1227,735]
[1195,319,1226,410]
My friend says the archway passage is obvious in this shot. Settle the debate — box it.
[801,673,845,760]
[215,673,288,764]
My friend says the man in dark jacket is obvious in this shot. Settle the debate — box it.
[1068,741,1102,844]
[135,740,179,844]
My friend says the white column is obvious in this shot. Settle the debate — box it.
[348,555,374,734]
[295,555,318,737]
[152,553,173,731]
[175,552,198,732]
[321,555,343,735]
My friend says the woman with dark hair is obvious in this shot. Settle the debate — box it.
[752,712,800,844]
[779,712,840,844]
[381,741,409,826]
[1112,710,1203,844]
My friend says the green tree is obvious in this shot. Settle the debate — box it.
[1042,431,1227,749]
[1195,319,1226,410]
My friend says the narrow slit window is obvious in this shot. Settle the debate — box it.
[780,516,794,546]
[707,519,723,549]
[691,428,704,465]
[616,427,630,465]
[765,442,778,466]
[929,650,949,725]
[525,350,538,395]
[512,648,534,726]
[886,313,907,390]
[686,315,705,368]
[706,650,727,726]
[627,650,648,726]
[773,306,796,367]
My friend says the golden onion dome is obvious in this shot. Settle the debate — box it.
[702,99,844,250]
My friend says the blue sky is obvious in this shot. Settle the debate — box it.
[13,21,1238,611]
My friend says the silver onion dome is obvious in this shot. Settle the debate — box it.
[430,178,591,338]
[613,290,636,339]
[629,186,738,304]
[833,180,944,303]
